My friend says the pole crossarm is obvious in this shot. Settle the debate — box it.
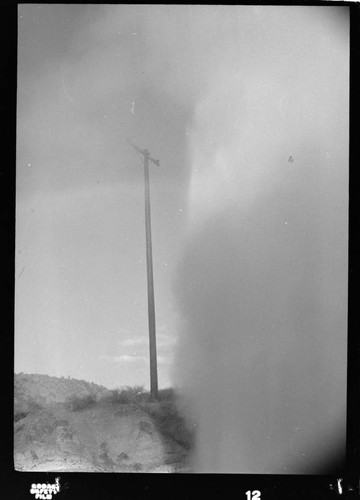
[128,139,160,166]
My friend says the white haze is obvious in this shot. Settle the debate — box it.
[170,6,349,473]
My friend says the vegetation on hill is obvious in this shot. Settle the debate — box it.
[14,373,111,420]
[61,385,195,450]
[14,373,195,458]
[14,374,195,453]
[14,373,110,404]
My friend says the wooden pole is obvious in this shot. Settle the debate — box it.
[129,141,159,400]
[143,150,158,400]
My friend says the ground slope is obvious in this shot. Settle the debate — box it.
[14,401,191,472]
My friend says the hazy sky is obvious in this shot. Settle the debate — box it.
[16,4,196,388]
[16,2,348,410]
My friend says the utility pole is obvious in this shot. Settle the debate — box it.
[130,141,159,400]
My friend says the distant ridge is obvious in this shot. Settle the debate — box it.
[14,372,111,408]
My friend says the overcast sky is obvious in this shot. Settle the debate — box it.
[15,4,348,400]
[16,4,196,388]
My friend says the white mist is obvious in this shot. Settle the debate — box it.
[172,6,348,474]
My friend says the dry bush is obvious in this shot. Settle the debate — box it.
[104,386,146,405]
[66,393,97,411]
[157,388,176,401]
[144,401,195,450]
[14,409,28,422]
[14,397,43,422]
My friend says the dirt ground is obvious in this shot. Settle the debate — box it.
[14,403,192,473]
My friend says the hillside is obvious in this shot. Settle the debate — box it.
[15,373,111,408]
[13,374,194,472]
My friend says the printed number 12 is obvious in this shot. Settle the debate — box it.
[246,491,261,500]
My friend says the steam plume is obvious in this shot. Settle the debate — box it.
[172,6,348,473]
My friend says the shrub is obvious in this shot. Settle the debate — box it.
[135,391,151,404]
[144,401,195,450]
[157,388,176,401]
[14,394,43,423]
[14,410,28,422]
[27,400,43,412]
[105,386,145,405]
[66,393,97,411]
[124,385,145,401]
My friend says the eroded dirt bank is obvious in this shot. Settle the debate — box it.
[14,402,192,472]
